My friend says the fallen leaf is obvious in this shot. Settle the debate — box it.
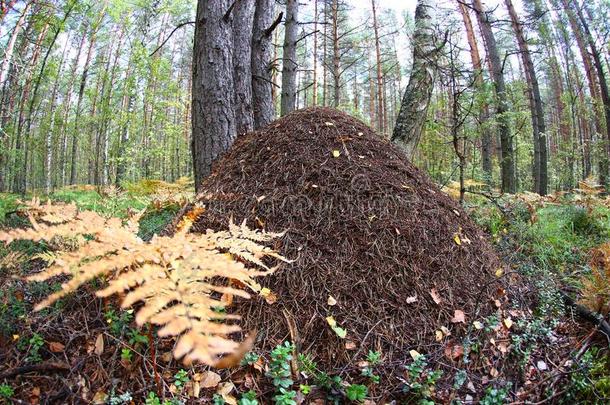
[435,330,444,342]
[441,326,451,336]
[94,333,104,355]
[91,391,107,404]
[199,371,222,388]
[326,316,347,338]
[217,382,237,405]
[444,342,464,360]
[324,122,334,127]
[537,360,548,371]
[503,318,513,329]
[495,268,504,277]
[260,288,277,304]
[332,150,341,158]
[430,288,442,305]
[406,295,418,304]
[256,195,266,202]
[327,295,337,306]
[409,349,422,360]
[490,367,499,378]
[345,341,357,350]
[451,309,466,324]
[473,321,483,330]
[453,233,462,246]
[498,342,509,354]
[49,341,65,353]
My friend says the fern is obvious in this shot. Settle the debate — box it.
[580,242,610,316]
[0,199,288,366]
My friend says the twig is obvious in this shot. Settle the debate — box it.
[0,362,69,380]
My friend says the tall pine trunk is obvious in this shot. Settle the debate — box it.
[280,0,298,115]
[251,0,275,128]
[192,0,236,189]
[505,0,547,194]
[471,0,516,193]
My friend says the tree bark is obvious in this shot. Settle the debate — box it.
[0,1,30,89]
[457,1,492,180]
[233,0,255,134]
[391,0,440,160]
[471,0,516,193]
[505,0,547,195]
[280,0,298,116]
[331,0,340,107]
[251,0,275,128]
[192,0,236,190]
[371,0,385,134]
[570,0,610,185]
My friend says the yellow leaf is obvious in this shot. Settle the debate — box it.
[435,330,444,342]
[473,321,483,330]
[453,233,461,246]
[495,268,504,277]
[326,316,337,328]
[332,150,341,158]
[503,318,513,329]
[12,334,19,341]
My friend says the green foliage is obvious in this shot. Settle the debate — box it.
[173,369,189,391]
[212,394,226,405]
[104,308,133,336]
[241,351,261,366]
[0,384,14,400]
[137,203,181,241]
[480,383,511,405]
[120,348,133,362]
[345,384,368,402]
[361,350,382,384]
[238,390,258,405]
[402,354,443,402]
[272,388,297,405]
[26,333,45,363]
[267,342,294,389]
[564,348,610,403]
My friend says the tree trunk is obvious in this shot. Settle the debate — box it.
[232,0,255,134]
[471,0,516,193]
[371,0,385,134]
[251,0,275,129]
[391,0,440,160]
[192,0,236,190]
[0,1,30,88]
[280,0,298,116]
[331,0,340,107]
[505,0,547,195]
[457,1,492,181]
[571,0,610,185]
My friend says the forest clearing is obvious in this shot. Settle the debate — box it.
[1,0,610,404]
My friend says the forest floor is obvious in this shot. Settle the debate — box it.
[0,180,609,404]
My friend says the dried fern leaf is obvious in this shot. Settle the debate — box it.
[0,198,288,367]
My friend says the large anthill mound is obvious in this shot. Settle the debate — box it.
[190,108,503,370]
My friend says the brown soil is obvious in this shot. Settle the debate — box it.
[190,107,505,371]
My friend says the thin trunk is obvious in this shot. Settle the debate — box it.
[331,0,340,107]
[471,0,516,193]
[457,1,492,180]
[280,0,299,115]
[312,0,318,106]
[371,0,384,134]
[505,0,547,194]
[0,1,30,88]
